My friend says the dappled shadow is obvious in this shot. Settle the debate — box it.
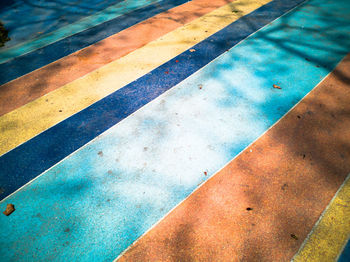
[1,0,350,261]
[116,0,350,261]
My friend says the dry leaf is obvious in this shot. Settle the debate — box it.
[3,204,15,216]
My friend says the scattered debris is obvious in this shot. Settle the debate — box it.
[273,84,281,89]
[64,228,70,233]
[98,151,103,157]
[3,204,15,216]
[198,84,203,89]
[189,49,196,52]
[290,233,298,240]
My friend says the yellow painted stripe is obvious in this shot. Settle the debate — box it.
[292,174,350,262]
[0,0,271,156]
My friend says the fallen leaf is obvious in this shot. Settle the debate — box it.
[3,204,15,216]
[273,84,281,89]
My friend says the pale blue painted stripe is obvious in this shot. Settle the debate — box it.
[1,0,350,261]
[0,0,161,64]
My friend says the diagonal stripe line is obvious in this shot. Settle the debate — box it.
[0,0,306,200]
[0,0,190,85]
[0,0,162,64]
[0,0,270,157]
[292,174,350,262]
[0,0,234,117]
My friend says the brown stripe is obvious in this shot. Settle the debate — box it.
[117,54,350,261]
[0,0,232,117]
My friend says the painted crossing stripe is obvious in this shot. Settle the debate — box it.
[0,0,129,49]
[117,53,350,262]
[0,0,304,200]
[292,174,350,262]
[0,0,161,64]
[0,0,234,117]
[1,1,349,261]
[0,0,190,85]
[339,240,350,262]
[0,0,272,156]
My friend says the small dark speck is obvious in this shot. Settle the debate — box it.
[316,65,320,68]
[107,199,111,202]
[59,110,62,112]
[251,223,256,226]
[290,234,298,240]
[305,58,311,61]
[281,183,288,190]
[144,147,148,151]
[297,115,301,119]
[0,187,4,194]
[64,228,70,233]
[246,207,253,211]
[340,154,345,159]
[107,170,113,174]
[303,154,306,159]
[45,99,49,102]
[98,151,103,157]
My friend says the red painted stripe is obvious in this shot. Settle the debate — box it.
[0,0,233,117]
[117,54,350,261]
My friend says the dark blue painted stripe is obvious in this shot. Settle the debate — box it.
[0,0,306,200]
[339,239,350,262]
[0,0,189,85]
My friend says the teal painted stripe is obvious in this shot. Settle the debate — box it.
[0,0,161,64]
[1,0,350,261]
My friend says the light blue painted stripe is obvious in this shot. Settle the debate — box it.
[1,0,350,261]
[0,0,161,64]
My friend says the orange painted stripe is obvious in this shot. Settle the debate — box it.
[116,54,350,261]
[0,0,233,117]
